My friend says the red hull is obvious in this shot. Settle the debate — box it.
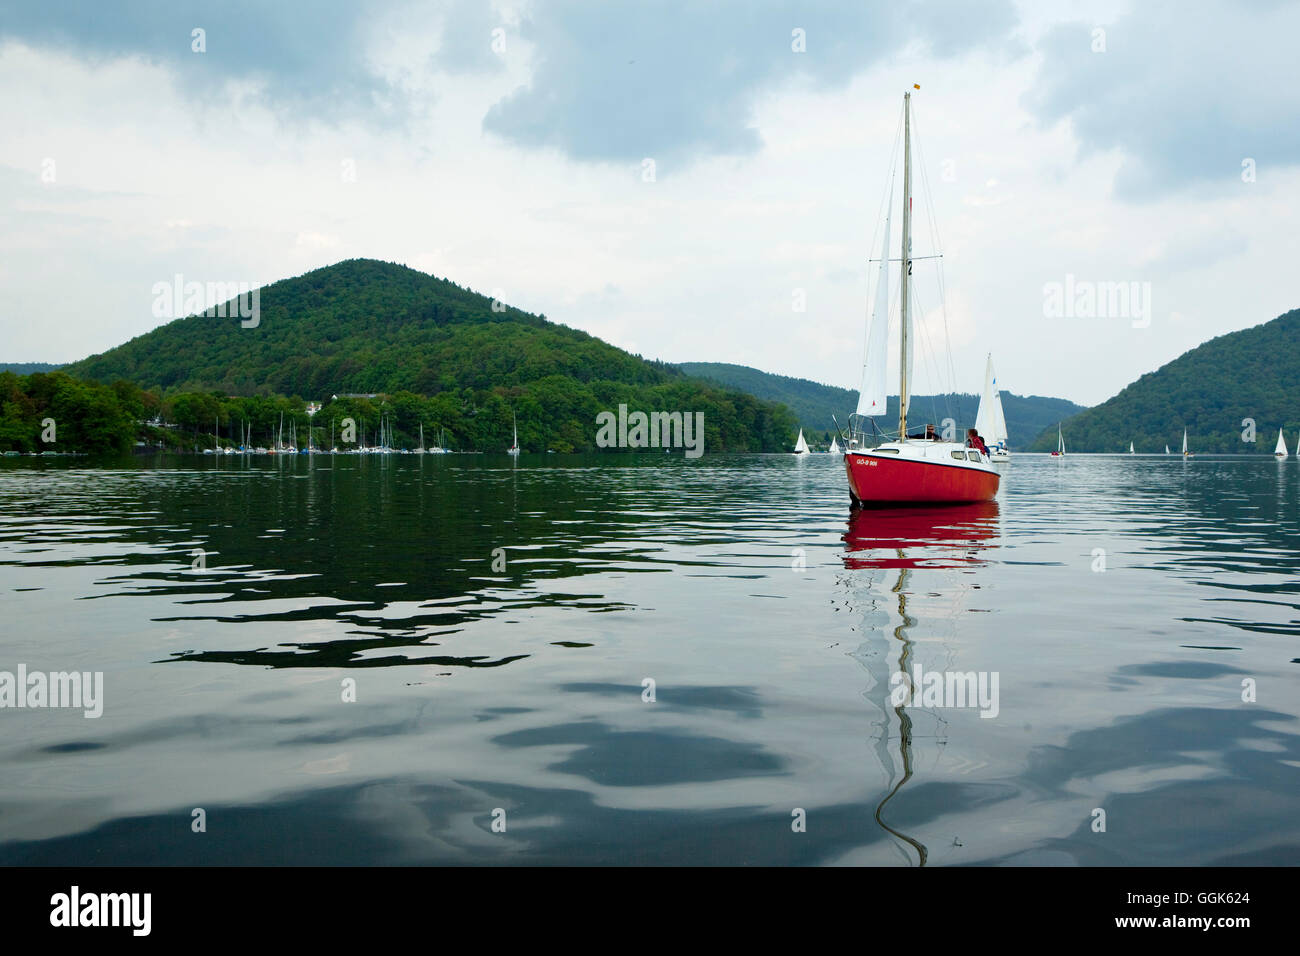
[845,452,999,504]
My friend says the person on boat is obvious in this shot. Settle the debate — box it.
[966,428,989,455]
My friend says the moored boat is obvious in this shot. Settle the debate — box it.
[843,88,999,506]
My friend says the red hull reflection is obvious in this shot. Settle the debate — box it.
[842,501,1000,569]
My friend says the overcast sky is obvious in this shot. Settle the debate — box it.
[2,0,1297,406]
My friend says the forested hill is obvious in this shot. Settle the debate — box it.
[58,259,796,453]
[678,361,1086,446]
[0,363,62,374]
[1027,307,1300,453]
[67,259,668,396]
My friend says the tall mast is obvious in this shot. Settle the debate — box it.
[898,90,913,441]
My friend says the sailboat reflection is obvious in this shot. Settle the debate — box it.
[844,501,1000,570]
[841,502,1000,865]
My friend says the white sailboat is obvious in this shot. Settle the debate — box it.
[1274,428,1288,459]
[1165,444,1171,455]
[1129,441,1135,455]
[1051,423,1065,457]
[793,429,810,455]
[828,436,841,454]
[1182,428,1192,457]
[974,353,1010,461]
[507,411,520,456]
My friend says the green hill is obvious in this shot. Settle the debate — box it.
[58,259,795,453]
[677,361,1085,447]
[1027,307,1300,453]
[0,363,62,374]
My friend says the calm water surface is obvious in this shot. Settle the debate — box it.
[1,453,1297,865]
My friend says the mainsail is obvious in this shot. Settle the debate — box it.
[856,182,895,418]
[974,354,1008,449]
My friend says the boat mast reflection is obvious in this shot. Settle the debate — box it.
[842,502,1000,865]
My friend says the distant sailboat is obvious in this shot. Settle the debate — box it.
[828,436,841,454]
[1165,444,1171,455]
[1051,423,1065,457]
[974,353,1010,461]
[508,411,520,456]
[1129,441,1135,455]
[793,429,810,455]
[1274,428,1288,459]
[1182,428,1192,457]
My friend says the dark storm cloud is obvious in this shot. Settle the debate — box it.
[1025,0,1300,198]
[483,0,1023,163]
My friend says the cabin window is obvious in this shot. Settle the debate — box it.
[950,451,966,460]
[873,448,900,455]
[967,451,982,461]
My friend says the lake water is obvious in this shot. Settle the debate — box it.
[1,453,1297,865]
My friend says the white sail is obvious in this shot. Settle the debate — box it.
[900,261,913,426]
[991,380,1008,448]
[1058,425,1065,455]
[829,437,841,454]
[1165,444,1170,455]
[974,354,995,441]
[974,354,1009,449]
[1182,429,1188,454]
[1130,441,1135,454]
[855,183,894,418]
[794,429,809,454]
[1275,428,1288,456]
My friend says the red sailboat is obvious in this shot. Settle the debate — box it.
[843,88,999,506]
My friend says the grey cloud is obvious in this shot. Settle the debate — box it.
[1024,1,1300,198]
[0,0,491,125]
[483,0,1021,165]
[1,1,1020,161]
